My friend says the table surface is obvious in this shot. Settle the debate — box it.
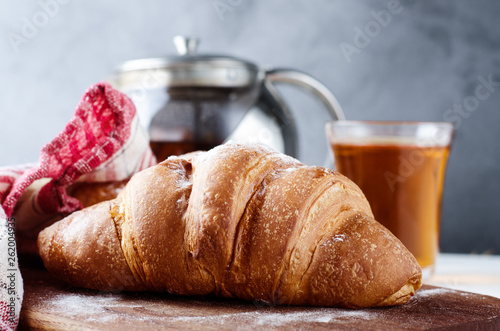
[18,266,500,330]
[17,252,500,330]
[425,253,500,299]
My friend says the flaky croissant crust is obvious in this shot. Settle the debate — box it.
[38,142,422,308]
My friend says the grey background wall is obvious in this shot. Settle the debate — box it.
[1,1,499,254]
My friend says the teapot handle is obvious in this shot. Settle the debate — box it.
[264,68,345,168]
[264,68,346,121]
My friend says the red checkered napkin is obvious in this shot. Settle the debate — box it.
[0,82,156,330]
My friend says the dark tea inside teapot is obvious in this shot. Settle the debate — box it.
[148,85,259,161]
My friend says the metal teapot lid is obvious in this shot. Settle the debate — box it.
[112,36,260,89]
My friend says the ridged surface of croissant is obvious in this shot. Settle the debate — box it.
[38,142,422,308]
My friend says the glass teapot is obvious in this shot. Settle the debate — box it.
[108,36,345,163]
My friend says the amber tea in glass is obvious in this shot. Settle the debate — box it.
[326,121,453,277]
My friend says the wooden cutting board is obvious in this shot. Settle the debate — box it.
[19,267,500,331]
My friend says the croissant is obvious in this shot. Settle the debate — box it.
[38,142,422,308]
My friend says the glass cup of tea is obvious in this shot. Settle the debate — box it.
[325,121,454,278]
